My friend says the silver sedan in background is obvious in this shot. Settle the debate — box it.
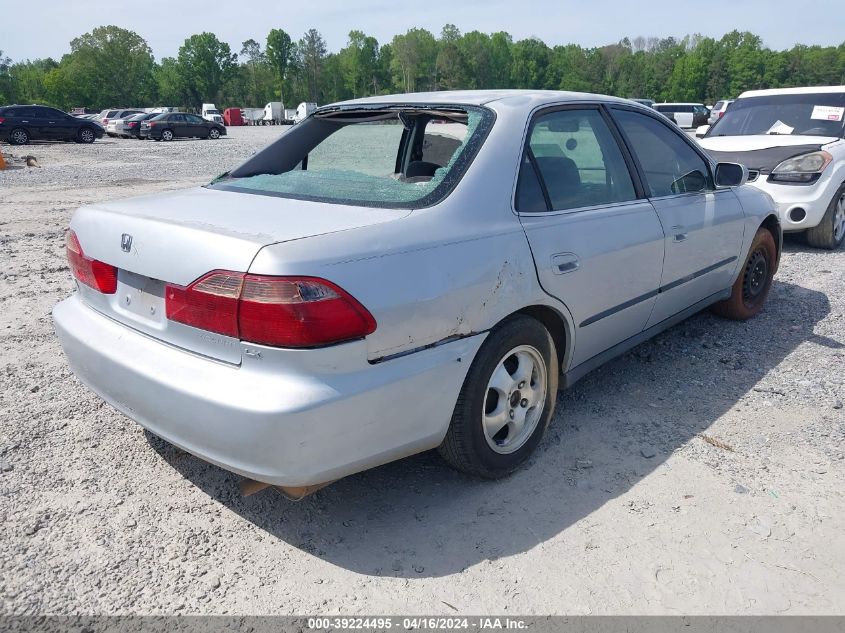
[53,90,781,498]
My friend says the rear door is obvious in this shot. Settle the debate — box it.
[185,113,208,137]
[13,106,42,139]
[609,106,745,328]
[516,105,665,367]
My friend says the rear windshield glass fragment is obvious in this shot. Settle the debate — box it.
[209,105,492,208]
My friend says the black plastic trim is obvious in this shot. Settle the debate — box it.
[579,256,737,327]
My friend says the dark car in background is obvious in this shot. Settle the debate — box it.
[140,112,226,141]
[0,105,104,145]
[120,112,160,139]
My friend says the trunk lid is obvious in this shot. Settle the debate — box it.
[71,186,408,362]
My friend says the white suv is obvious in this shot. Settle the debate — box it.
[699,86,845,249]
[708,99,734,125]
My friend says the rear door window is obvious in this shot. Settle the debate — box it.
[520,108,636,211]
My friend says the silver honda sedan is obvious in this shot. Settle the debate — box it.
[53,90,781,498]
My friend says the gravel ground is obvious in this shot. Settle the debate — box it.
[1,127,844,615]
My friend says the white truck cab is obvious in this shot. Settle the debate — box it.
[202,104,223,124]
[292,102,317,124]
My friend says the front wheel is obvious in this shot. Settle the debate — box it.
[208,128,221,139]
[805,183,845,250]
[78,127,96,144]
[711,227,776,320]
[161,129,174,141]
[438,315,558,478]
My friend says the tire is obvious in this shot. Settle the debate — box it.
[805,182,845,250]
[711,227,776,320]
[161,129,174,141]
[208,128,220,139]
[77,127,96,144]
[9,128,29,145]
[438,315,559,478]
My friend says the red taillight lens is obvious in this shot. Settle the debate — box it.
[0,117,5,124]
[166,271,242,337]
[147,121,156,127]
[127,122,137,127]
[66,230,118,294]
[165,271,376,348]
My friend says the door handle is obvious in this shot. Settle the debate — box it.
[671,226,688,242]
[551,253,580,274]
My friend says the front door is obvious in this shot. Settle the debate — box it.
[516,106,665,368]
[609,107,745,327]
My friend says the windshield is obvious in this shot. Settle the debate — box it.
[209,105,493,208]
[708,92,845,138]
[206,109,220,114]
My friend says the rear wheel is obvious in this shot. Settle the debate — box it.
[9,128,29,145]
[712,227,776,320]
[161,129,174,141]
[805,183,845,250]
[77,127,96,144]
[438,315,558,478]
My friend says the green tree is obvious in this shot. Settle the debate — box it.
[266,29,294,102]
[297,29,327,101]
[390,28,437,92]
[0,50,12,103]
[52,26,156,108]
[176,32,237,107]
[339,30,379,97]
[488,32,513,88]
[436,25,466,90]
[510,38,550,89]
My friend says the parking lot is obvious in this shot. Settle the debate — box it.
[1,126,844,614]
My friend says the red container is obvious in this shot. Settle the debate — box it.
[223,108,244,126]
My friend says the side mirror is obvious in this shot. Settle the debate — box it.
[695,125,710,138]
[715,162,748,188]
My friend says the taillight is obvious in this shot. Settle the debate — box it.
[0,117,5,124]
[66,230,118,294]
[165,271,376,348]
[127,122,137,127]
[147,121,156,127]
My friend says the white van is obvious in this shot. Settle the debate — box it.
[654,103,709,129]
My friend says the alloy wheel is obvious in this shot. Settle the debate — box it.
[834,192,845,243]
[482,345,547,455]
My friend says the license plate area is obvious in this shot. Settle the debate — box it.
[114,270,166,327]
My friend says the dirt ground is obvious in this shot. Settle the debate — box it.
[1,128,844,615]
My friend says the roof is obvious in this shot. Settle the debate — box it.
[739,85,845,98]
[329,89,638,108]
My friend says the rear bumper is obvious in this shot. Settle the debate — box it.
[53,294,483,487]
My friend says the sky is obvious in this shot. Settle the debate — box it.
[1,0,843,61]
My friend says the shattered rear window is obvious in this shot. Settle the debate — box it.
[209,105,494,208]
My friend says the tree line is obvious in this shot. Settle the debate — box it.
[1,26,844,112]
